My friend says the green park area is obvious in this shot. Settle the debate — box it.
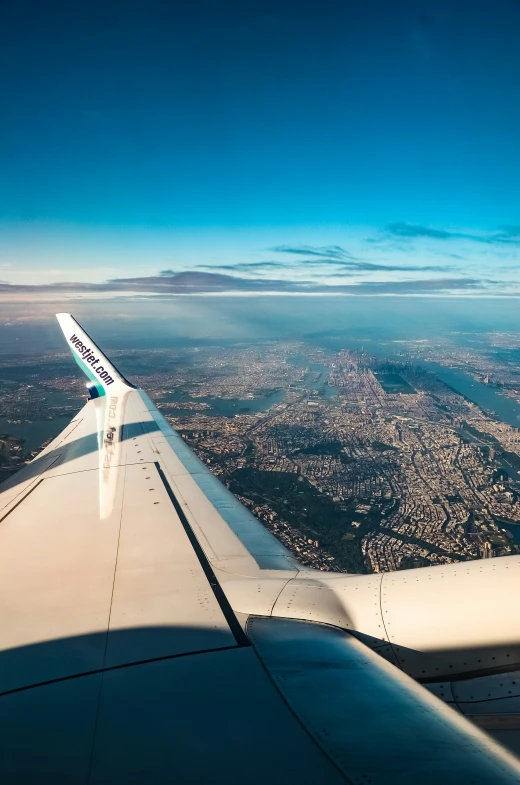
[228,467,390,573]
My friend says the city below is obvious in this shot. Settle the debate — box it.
[2,330,520,575]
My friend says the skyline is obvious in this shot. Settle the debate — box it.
[1,1,519,298]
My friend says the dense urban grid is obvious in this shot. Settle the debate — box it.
[1,334,520,574]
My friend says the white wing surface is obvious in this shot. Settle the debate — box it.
[0,314,519,784]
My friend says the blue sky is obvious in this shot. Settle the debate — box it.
[1,1,519,297]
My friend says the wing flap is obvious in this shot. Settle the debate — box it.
[248,617,520,784]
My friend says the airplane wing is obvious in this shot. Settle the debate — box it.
[1,313,519,784]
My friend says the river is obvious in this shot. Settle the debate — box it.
[418,360,520,428]
[318,334,520,427]
[161,358,340,416]
[501,523,520,545]
[411,361,520,545]
[0,389,83,452]
[0,415,74,452]
[286,357,339,400]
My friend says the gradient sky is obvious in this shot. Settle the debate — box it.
[1,0,519,296]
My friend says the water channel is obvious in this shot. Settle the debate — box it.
[418,360,520,428]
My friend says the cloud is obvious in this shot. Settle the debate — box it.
[0,270,485,297]
[384,223,520,245]
[387,223,455,240]
[356,278,481,293]
[195,261,285,272]
[267,242,455,273]
[332,260,453,273]
[328,263,453,277]
[195,259,453,275]
[270,244,356,260]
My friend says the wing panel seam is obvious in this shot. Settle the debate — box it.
[0,477,46,523]
[154,462,250,648]
[0,645,239,699]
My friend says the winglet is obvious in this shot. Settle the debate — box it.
[56,313,135,398]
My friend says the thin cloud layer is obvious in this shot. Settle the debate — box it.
[270,244,356,260]
[384,223,520,245]
[0,270,485,298]
[267,243,454,273]
[196,261,285,272]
